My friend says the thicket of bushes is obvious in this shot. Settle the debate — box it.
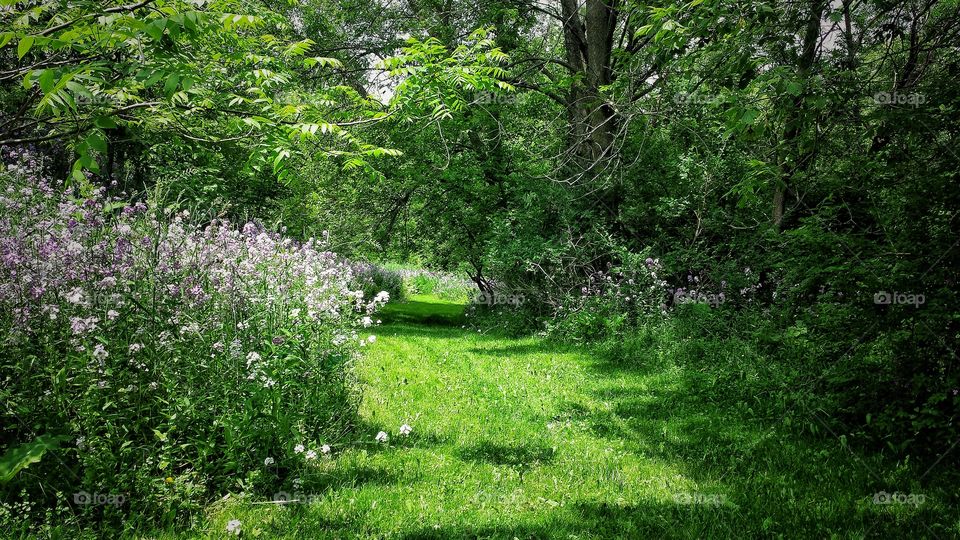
[0,155,388,533]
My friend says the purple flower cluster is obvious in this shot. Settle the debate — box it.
[0,153,390,416]
[0,156,393,517]
[0,160,388,346]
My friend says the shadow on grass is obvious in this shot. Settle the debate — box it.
[466,341,574,357]
[302,463,403,492]
[560,340,960,536]
[396,499,743,539]
[378,298,466,326]
[456,440,556,469]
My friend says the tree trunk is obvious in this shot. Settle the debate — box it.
[775,0,825,229]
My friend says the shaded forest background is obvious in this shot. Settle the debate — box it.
[3,0,959,464]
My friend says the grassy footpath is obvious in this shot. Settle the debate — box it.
[193,295,955,538]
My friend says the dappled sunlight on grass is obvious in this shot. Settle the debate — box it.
[195,296,958,538]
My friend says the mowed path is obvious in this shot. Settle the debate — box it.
[201,296,950,538]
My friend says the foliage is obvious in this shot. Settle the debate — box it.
[388,265,474,302]
[200,296,958,539]
[0,151,388,529]
[350,261,405,302]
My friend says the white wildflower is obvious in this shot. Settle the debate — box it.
[65,287,85,304]
[399,424,412,436]
[375,431,388,443]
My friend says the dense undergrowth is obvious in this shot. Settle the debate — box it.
[0,158,389,534]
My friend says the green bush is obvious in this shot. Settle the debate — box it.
[0,166,388,531]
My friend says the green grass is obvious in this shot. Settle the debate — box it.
[187,296,957,538]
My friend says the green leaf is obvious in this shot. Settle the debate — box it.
[85,132,107,154]
[94,116,118,129]
[144,19,167,41]
[163,73,180,97]
[17,35,34,59]
[0,435,69,484]
[144,70,165,88]
[37,69,56,94]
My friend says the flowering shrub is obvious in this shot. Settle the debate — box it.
[544,252,670,342]
[0,154,386,528]
[350,262,405,302]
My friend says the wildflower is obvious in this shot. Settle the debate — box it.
[272,336,284,345]
[129,343,144,353]
[107,309,119,320]
[165,476,174,484]
[294,444,305,454]
[70,316,95,335]
[399,424,412,436]
[367,335,376,344]
[246,351,261,367]
[305,450,317,460]
[43,304,59,320]
[264,457,275,466]
[362,316,373,327]
[226,519,241,535]
[374,291,390,303]
[93,344,109,361]
[375,431,388,443]
[321,444,331,454]
[290,308,301,318]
